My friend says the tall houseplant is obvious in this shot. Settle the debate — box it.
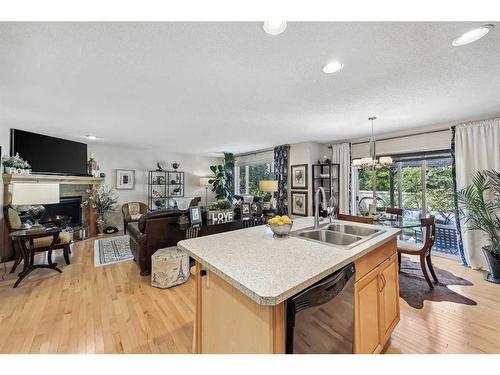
[83,185,118,234]
[208,153,234,200]
[457,170,500,283]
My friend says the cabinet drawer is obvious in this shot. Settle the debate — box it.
[355,238,397,281]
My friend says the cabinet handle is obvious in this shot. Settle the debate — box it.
[381,274,386,290]
[379,274,384,292]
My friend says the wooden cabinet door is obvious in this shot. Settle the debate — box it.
[354,266,383,354]
[379,253,400,344]
[199,268,276,353]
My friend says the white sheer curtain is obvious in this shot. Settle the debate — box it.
[330,143,350,214]
[455,118,500,269]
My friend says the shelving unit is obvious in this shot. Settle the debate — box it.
[148,170,185,210]
[311,163,340,211]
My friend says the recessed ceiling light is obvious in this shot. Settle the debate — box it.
[263,21,287,36]
[322,61,344,74]
[452,24,494,46]
[85,135,97,140]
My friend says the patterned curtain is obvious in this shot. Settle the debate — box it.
[273,145,289,215]
[451,126,467,266]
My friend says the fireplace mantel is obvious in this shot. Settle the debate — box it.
[2,174,103,186]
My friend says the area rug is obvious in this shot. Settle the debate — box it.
[399,256,477,309]
[94,235,134,267]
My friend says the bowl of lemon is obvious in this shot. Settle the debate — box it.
[267,215,293,237]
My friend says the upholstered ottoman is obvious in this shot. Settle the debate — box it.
[151,246,190,288]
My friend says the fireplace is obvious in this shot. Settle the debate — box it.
[41,196,83,228]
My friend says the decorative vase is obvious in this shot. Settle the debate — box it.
[96,214,106,235]
[483,246,500,284]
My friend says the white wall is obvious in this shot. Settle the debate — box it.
[288,141,329,217]
[87,143,221,228]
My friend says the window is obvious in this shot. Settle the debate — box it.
[355,150,458,258]
[234,151,274,197]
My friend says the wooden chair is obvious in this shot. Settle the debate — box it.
[385,207,403,216]
[397,217,438,289]
[337,213,374,224]
[3,205,72,273]
[122,202,148,234]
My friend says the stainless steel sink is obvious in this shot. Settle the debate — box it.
[291,222,385,249]
[324,223,381,237]
[296,229,362,247]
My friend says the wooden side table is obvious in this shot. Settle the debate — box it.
[9,227,63,288]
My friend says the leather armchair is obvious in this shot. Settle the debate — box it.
[121,202,148,234]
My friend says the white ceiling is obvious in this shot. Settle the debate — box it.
[1,22,500,155]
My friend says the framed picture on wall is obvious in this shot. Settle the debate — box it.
[291,191,308,217]
[116,169,135,190]
[291,164,308,189]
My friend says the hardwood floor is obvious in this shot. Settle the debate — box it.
[0,237,499,354]
[0,236,195,353]
[387,255,500,354]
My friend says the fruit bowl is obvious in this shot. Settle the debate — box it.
[267,221,293,237]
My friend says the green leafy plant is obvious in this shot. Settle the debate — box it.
[207,199,233,211]
[208,153,234,199]
[457,170,500,255]
[1,153,31,169]
[83,185,119,215]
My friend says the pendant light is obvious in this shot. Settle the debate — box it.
[352,117,393,168]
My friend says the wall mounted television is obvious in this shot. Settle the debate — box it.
[10,129,88,176]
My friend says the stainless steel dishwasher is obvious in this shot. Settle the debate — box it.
[286,263,355,354]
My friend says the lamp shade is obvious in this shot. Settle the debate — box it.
[199,177,212,186]
[11,183,60,206]
[259,180,278,192]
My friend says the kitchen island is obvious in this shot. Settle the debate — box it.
[178,216,401,354]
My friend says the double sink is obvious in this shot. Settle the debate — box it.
[291,222,385,249]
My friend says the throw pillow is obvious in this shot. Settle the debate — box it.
[128,202,140,216]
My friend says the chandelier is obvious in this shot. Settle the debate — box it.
[352,117,393,168]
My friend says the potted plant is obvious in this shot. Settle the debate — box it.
[83,185,118,235]
[457,170,500,283]
[208,153,234,200]
[207,199,234,222]
[1,153,31,174]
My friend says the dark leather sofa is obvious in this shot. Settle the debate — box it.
[128,201,264,276]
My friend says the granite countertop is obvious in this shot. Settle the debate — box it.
[178,217,400,306]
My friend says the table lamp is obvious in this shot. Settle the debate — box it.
[11,183,60,228]
[259,180,278,210]
[199,177,212,207]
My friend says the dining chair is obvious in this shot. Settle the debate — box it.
[337,213,374,224]
[385,207,403,217]
[397,217,438,289]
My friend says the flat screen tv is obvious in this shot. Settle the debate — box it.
[10,129,88,176]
